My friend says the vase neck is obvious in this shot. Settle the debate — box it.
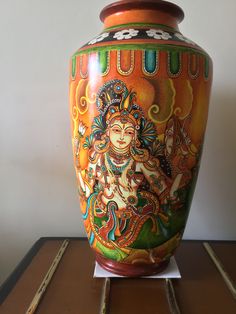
[100,1,184,31]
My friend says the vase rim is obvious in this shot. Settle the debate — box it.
[100,0,184,24]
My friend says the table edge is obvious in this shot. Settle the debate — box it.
[0,237,86,304]
[0,237,234,305]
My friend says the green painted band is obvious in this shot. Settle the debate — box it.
[104,22,176,32]
[73,43,210,59]
[99,51,109,74]
[144,50,157,73]
[204,56,209,78]
[71,55,77,79]
[169,51,180,75]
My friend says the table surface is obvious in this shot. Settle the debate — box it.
[0,238,235,314]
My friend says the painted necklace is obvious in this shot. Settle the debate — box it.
[108,148,131,164]
[105,153,138,208]
[106,153,131,173]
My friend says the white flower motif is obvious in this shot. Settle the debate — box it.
[88,32,109,45]
[78,121,87,137]
[146,29,172,40]
[113,29,139,40]
[174,33,195,45]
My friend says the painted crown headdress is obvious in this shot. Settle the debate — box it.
[96,79,143,129]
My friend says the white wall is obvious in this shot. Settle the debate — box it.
[0,0,235,284]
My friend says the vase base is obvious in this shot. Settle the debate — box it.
[95,253,170,277]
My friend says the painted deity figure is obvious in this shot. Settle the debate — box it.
[77,80,191,250]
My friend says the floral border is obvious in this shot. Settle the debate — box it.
[85,28,196,47]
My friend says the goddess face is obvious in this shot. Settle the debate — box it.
[109,119,135,150]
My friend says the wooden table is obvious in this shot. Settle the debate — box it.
[0,238,235,314]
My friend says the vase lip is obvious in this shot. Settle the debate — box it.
[100,0,184,24]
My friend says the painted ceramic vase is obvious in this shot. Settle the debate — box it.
[69,0,212,276]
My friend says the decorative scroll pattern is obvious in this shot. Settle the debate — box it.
[75,80,96,115]
[148,79,176,124]
[174,81,193,120]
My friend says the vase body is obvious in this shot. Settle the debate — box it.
[69,0,213,276]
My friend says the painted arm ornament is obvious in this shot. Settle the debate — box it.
[141,157,185,206]
[141,159,170,203]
